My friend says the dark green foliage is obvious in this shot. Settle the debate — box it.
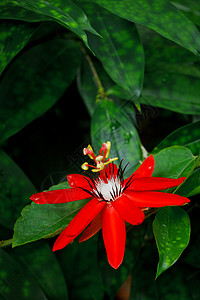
[0,0,200,299]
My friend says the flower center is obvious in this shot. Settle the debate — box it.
[94,177,122,202]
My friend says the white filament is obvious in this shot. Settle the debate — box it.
[95,178,121,201]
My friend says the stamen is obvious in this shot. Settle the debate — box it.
[81,141,118,174]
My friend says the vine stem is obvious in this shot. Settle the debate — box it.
[79,43,107,100]
[0,238,13,248]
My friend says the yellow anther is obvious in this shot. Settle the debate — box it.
[81,141,118,174]
[81,162,89,170]
[105,141,111,158]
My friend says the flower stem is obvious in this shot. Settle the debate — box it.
[79,44,107,101]
[0,238,13,248]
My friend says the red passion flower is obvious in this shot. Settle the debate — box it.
[30,142,190,269]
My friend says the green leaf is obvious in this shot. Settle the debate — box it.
[76,1,144,106]
[141,73,200,114]
[98,224,146,300]
[153,206,191,278]
[58,239,104,300]
[131,235,191,299]
[130,236,159,299]
[152,146,197,178]
[11,242,69,300]
[137,25,200,74]
[173,0,200,26]
[177,168,200,197]
[153,121,200,155]
[0,38,81,143]
[0,1,49,21]
[183,216,200,268]
[91,99,142,176]
[0,149,36,229]
[13,182,89,247]
[0,248,48,299]
[91,0,200,55]
[12,0,99,47]
[156,264,191,299]
[0,21,37,75]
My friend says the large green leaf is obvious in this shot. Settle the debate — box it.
[183,215,200,268]
[0,0,49,21]
[137,25,200,73]
[153,206,191,278]
[0,248,48,299]
[153,121,200,155]
[131,238,191,299]
[13,182,89,247]
[0,38,81,143]
[141,73,200,114]
[58,239,104,300]
[0,149,36,229]
[130,241,159,299]
[91,0,200,55]
[177,168,200,197]
[91,99,142,176]
[11,242,69,300]
[173,0,200,26]
[0,21,37,75]
[0,2,49,21]
[152,146,197,179]
[156,264,191,299]
[98,224,146,300]
[11,0,99,47]
[77,1,144,106]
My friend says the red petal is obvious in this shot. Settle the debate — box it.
[124,155,155,186]
[112,195,145,225]
[79,212,102,242]
[133,155,155,178]
[102,204,126,269]
[125,190,190,208]
[127,177,186,191]
[30,187,91,204]
[53,198,105,251]
[67,174,92,189]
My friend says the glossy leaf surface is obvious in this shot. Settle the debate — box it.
[11,242,69,300]
[0,21,36,75]
[11,0,99,46]
[0,38,81,143]
[152,146,197,179]
[77,1,144,106]
[0,248,48,299]
[153,121,200,155]
[153,206,190,278]
[13,182,89,247]
[0,150,36,229]
[142,73,200,114]
[131,237,191,299]
[0,1,49,21]
[177,168,200,197]
[58,239,104,300]
[91,0,200,54]
[91,99,142,176]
